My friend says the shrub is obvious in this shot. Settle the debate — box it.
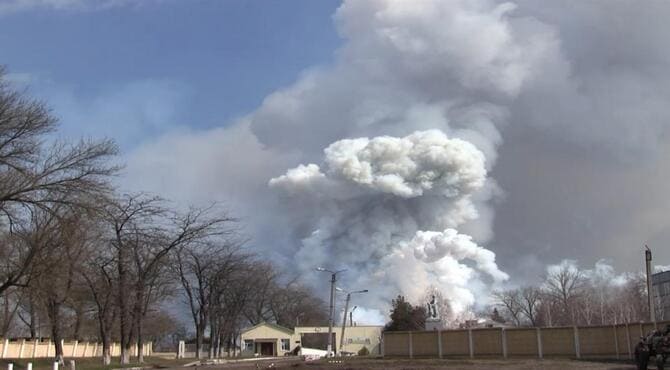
[357,346,370,356]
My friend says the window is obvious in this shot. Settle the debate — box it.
[281,339,290,351]
[244,340,253,351]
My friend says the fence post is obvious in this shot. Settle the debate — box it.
[177,341,185,359]
[573,326,580,359]
[53,362,58,370]
[72,340,78,357]
[468,329,474,359]
[69,360,75,370]
[2,338,8,358]
[625,324,632,360]
[613,325,619,359]
[536,327,543,359]
[408,331,413,359]
[7,363,13,370]
[19,339,25,358]
[501,328,507,359]
[27,363,32,370]
[437,329,443,359]
[380,334,385,358]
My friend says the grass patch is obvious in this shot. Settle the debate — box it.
[0,357,193,370]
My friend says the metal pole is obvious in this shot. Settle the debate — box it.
[327,273,336,357]
[646,246,656,323]
[339,293,351,353]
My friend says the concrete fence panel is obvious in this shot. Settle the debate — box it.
[472,328,503,357]
[539,327,575,357]
[505,328,538,357]
[412,331,438,357]
[579,326,616,357]
[0,340,152,359]
[383,331,410,357]
[441,330,469,357]
[34,341,50,358]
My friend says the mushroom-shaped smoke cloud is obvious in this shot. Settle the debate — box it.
[270,130,507,318]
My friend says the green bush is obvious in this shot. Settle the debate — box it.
[357,346,370,356]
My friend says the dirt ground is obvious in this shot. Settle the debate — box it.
[200,358,639,370]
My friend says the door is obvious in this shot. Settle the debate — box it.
[260,342,274,356]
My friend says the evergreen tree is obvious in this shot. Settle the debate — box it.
[384,295,426,331]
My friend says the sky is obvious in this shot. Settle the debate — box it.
[3,0,670,323]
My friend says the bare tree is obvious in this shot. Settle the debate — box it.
[518,286,542,326]
[81,238,118,365]
[269,281,327,329]
[23,208,93,364]
[544,263,585,326]
[242,262,278,325]
[493,289,523,326]
[104,194,233,364]
[0,69,118,296]
[0,287,20,337]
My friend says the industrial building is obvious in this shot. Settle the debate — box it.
[653,269,670,321]
[240,323,382,357]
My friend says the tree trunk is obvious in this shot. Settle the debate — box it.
[48,299,65,365]
[118,246,131,365]
[101,333,112,365]
[136,316,144,363]
[97,314,113,365]
[208,322,216,359]
[73,306,83,341]
[134,284,146,363]
[195,322,203,359]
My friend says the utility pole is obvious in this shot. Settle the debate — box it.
[645,245,656,323]
[316,267,346,357]
[338,290,368,353]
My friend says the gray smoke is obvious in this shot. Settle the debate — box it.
[122,0,670,322]
[269,130,507,312]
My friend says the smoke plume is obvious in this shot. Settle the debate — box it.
[270,130,507,312]
[122,0,670,321]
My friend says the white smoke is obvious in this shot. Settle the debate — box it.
[123,0,621,321]
[270,130,508,314]
[656,265,670,273]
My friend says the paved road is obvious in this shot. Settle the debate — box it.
[180,358,638,370]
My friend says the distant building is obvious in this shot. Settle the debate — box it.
[652,270,670,321]
[459,318,511,329]
[240,322,382,357]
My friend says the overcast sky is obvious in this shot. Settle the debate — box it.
[3,0,670,320]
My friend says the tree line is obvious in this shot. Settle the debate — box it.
[492,261,650,328]
[0,68,327,364]
[383,264,651,332]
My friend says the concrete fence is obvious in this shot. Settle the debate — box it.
[0,339,153,359]
[383,321,670,359]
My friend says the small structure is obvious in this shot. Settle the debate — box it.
[653,270,670,321]
[425,295,444,331]
[240,323,382,357]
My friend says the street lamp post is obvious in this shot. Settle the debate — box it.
[316,267,346,357]
[338,289,368,354]
[645,246,656,324]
